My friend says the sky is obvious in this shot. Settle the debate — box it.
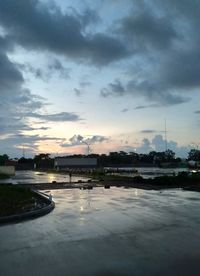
[0,0,200,158]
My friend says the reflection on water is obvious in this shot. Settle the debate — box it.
[0,170,90,184]
[47,186,200,237]
[1,186,200,276]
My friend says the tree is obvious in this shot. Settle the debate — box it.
[0,154,9,165]
[188,149,200,161]
[34,153,53,169]
[164,149,175,162]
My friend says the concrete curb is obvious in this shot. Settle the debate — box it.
[0,191,55,225]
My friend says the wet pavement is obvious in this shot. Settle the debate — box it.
[0,187,200,275]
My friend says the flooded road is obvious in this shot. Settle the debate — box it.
[0,167,189,185]
[0,170,90,184]
[0,187,200,275]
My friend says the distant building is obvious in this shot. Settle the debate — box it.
[0,166,15,175]
[54,157,97,170]
[5,159,34,170]
[5,160,18,167]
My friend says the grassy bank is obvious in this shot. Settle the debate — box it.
[89,171,200,189]
[0,184,41,217]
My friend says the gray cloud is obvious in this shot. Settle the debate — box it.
[134,104,160,110]
[127,79,190,105]
[74,88,82,97]
[0,119,49,135]
[0,134,65,157]
[140,130,156,134]
[79,81,91,88]
[134,105,147,110]
[47,59,70,79]
[101,78,190,105]
[121,108,129,113]
[20,58,70,81]
[61,134,109,148]
[152,135,166,152]
[131,134,191,157]
[0,0,128,65]
[6,134,64,143]
[151,134,191,157]
[101,79,125,97]
[137,138,153,153]
[194,110,200,114]
[27,112,82,122]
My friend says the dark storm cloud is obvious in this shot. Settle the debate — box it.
[1,0,200,107]
[0,37,46,127]
[0,52,23,91]
[119,10,177,50]
[0,0,128,65]
[159,48,200,91]
[0,35,13,52]
[101,0,200,105]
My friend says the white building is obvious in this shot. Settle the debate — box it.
[54,157,97,170]
[0,166,15,175]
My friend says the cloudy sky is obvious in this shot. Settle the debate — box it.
[0,0,200,158]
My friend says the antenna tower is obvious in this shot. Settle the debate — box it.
[164,119,167,151]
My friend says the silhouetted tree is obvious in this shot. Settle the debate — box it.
[34,153,54,169]
[0,154,9,165]
[188,149,200,161]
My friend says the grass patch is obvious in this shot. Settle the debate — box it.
[0,184,38,217]
[0,174,10,179]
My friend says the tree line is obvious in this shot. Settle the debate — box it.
[0,149,200,168]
